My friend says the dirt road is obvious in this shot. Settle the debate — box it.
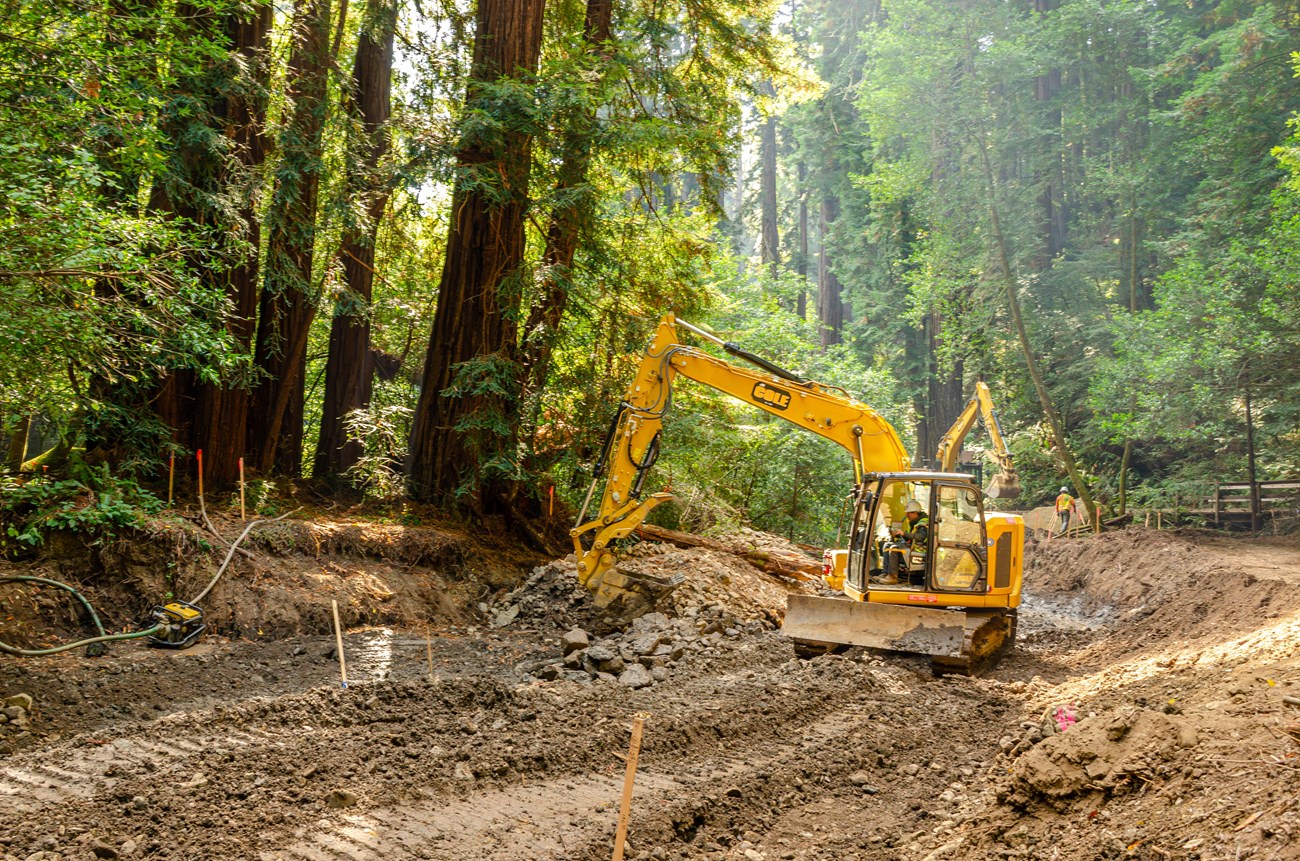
[2,528,1298,861]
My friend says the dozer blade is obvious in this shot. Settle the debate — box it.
[984,472,1021,499]
[782,595,968,658]
[589,567,686,619]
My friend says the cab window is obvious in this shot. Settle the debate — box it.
[932,484,985,591]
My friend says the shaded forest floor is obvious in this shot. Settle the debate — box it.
[1,519,1298,861]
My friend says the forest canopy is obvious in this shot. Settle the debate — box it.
[1,0,1297,545]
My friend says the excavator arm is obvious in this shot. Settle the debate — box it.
[934,381,1021,499]
[572,314,910,610]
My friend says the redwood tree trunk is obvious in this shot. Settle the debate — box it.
[796,160,808,319]
[817,193,843,349]
[250,0,333,476]
[407,0,547,510]
[146,3,271,486]
[759,108,780,274]
[314,0,397,484]
[193,5,272,486]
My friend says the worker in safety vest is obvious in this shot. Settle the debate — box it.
[900,500,930,555]
[876,500,929,585]
[1055,487,1075,535]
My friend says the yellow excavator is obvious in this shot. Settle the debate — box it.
[571,314,1025,675]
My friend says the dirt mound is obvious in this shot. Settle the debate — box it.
[1005,707,1199,807]
[0,515,544,650]
[624,542,810,624]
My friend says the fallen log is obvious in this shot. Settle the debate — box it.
[633,524,822,583]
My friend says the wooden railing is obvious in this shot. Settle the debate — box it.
[1211,480,1300,519]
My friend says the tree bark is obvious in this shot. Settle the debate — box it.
[759,105,780,274]
[517,0,613,413]
[796,160,808,319]
[193,5,272,487]
[250,0,334,476]
[314,0,398,484]
[977,132,1096,526]
[5,415,30,474]
[407,0,547,510]
[144,3,271,486]
[817,193,843,349]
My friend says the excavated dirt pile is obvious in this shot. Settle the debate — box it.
[2,524,1300,861]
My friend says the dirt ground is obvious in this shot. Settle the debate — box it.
[1,519,1299,861]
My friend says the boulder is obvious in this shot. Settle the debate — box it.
[561,629,590,655]
[618,664,654,689]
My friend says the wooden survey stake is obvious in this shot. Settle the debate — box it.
[611,713,648,861]
[331,599,348,690]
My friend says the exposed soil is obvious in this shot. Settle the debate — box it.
[1,521,1298,861]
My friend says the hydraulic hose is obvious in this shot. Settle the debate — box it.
[0,574,164,656]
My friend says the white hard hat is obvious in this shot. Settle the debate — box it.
[905,500,923,513]
[1059,487,1068,493]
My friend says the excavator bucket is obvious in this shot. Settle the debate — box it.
[984,470,1021,499]
[781,595,968,658]
[588,567,686,620]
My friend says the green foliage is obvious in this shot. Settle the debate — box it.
[0,1,250,474]
[0,472,164,551]
[343,402,413,500]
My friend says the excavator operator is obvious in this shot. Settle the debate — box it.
[877,500,929,585]
[900,500,930,552]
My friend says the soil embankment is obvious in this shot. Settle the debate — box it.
[0,523,1297,861]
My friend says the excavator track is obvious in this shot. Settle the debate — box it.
[930,609,1016,677]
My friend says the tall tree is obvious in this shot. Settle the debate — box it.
[314,0,398,484]
[407,0,547,511]
[250,0,334,476]
[517,0,614,412]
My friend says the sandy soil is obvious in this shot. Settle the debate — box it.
[1,524,1298,861]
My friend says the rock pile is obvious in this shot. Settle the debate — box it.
[0,692,35,749]
[487,559,607,633]
[520,608,768,687]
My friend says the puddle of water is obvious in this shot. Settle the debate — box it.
[349,628,395,681]
[1019,593,1115,636]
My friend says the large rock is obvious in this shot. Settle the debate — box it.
[631,612,671,632]
[585,643,618,663]
[4,693,33,712]
[618,664,654,689]
[628,633,661,656]
[561,629,590,655]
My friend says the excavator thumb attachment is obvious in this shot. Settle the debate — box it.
[984,470,1021,499]
[782,595,968,657]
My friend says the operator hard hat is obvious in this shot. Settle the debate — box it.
[1059,487,1068,494]
[905,500,923,514]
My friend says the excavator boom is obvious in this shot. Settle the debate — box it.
[571,314,909,614]
[935,381,1021,499]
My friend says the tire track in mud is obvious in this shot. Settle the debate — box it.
[0,728,275,814]
[262,658,959,861]
[0,640,866,857]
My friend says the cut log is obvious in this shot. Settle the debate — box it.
[634,524,822,583]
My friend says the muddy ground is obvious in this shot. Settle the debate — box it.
[1,520,1299,861]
